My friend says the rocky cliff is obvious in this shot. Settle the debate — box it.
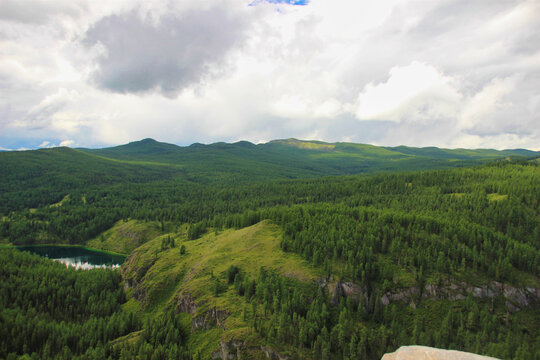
[328,277,539,312]
[380,281,539,312]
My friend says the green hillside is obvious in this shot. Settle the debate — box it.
[0,146,185,214]
[2,138,537,215]
[3,137,536,215]
[384,145,539,159]
[0,139,539,359]
[84,138,539,178]
[118,221,321,359]
[116,162,539,360]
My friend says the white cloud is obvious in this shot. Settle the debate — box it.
[1,0,539,150]
[20,88,81,130]
[59,139,75,147]
[355,62,462,123]
[449,132,540,151]
[459,76,517,131]
[0,0,84,24]
[35,139,75,148]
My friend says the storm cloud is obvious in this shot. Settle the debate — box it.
[84,4,249,96]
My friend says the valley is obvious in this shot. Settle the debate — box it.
[0,139,539,359]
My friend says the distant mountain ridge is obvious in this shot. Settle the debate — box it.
[1,137,538,213]
[81,138,181,157]
[80,137,540,177]
[83,137,539,155]
[84,137,539,162]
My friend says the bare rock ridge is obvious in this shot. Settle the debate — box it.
[381,346,500,360]
[121,251,157,305]
[175,293,290,359]
[176,292,229,331]
[380,281,539,312]
[327,278,539,312]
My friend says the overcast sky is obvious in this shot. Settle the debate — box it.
[1,0,539,150]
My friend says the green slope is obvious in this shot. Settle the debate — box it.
[86,219,165,255]
[120,221,321,358]
[1,153,539,359]
[385,144,539,159]
[113,162,539,359]
[0,147,186,214]
[84,137,539,179]
[4,137,535,215]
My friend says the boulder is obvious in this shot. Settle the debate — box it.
[381,346,500,360]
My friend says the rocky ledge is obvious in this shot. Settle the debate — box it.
[382,346,500,360]
[175,292,229,331]
[326,278,539,312]
[210,340,290,360]
[380,281,539,312]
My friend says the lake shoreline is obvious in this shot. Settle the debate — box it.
[1,243,129,257]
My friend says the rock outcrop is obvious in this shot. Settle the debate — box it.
[192,308,229,331]
[176,292,197,314]
[381,346,499,360]
[329,280,368,305]
[261,345,290,360]
[121,252,157,304]
[175,291,230,331]
[320,276,538,312]
[381,281,539,312]
[210,340,284,360]
[381,287,421,306]
[211,340,245,360]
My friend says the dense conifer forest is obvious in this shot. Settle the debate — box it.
[0,140,538,359]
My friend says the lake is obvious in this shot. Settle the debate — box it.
[16,245,126,269]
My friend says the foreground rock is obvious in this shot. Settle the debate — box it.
[381,346,499,360]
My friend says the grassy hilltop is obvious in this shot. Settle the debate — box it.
[118,221,321,359]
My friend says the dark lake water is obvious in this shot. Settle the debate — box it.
[16,246,125,269]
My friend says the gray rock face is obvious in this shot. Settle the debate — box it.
[175,291,229,331]
[191,308,229,331]
[319,276,538,312]
[381,346,500,360]
[211,342,288,360]
[211,340,245,360]
[121,254,157,305]
[261,346,290,360]
[329,280,367,305]
[381,281,539,312]
[321,274,538,313]
[176,292,197,314]
[385,286,421,304]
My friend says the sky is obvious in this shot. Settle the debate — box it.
[1,0,539,150]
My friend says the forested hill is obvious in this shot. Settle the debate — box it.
[0,146,185,214]
[1,138,539,359]
[84,138,539,173]
[2,160,538,359]
[1,137,537,214]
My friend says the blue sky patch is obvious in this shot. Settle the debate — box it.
[249,0,309,6]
